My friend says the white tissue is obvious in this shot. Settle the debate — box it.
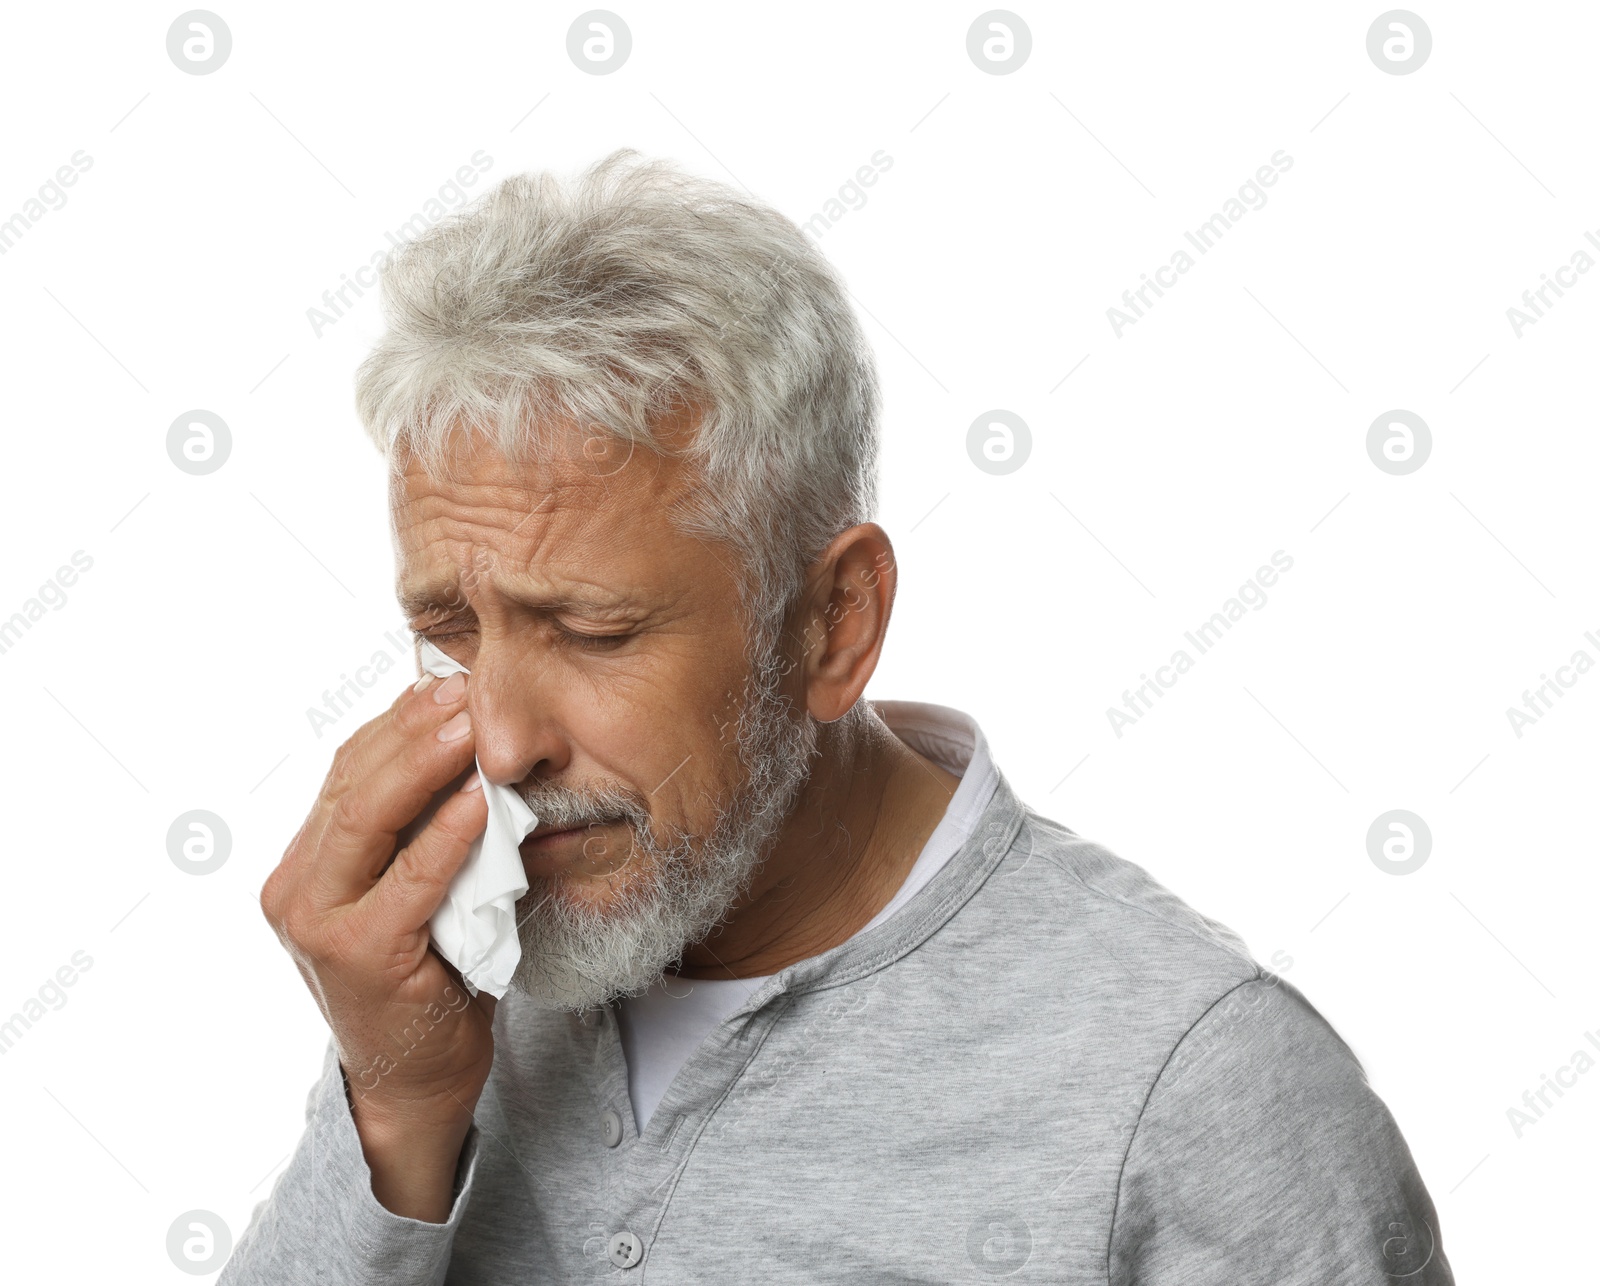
[415,638,537,999]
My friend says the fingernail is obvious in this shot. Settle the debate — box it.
[437,711,472,741]
[413,674,436,693]
[434,672,467,704]
[462,773,483,793]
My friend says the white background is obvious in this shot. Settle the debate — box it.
[1,0,1594,1279]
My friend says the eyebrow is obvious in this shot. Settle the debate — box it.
[397,579,642,619]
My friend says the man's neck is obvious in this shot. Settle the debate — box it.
[674,709,962,980]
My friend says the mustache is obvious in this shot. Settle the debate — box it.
[514,778,651,832]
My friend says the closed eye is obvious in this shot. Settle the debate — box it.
[555,624,633,651]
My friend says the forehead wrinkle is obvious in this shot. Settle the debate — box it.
[393,424,697,548]
[397,525,663,620]
[395,488,563,542]
[394,481,602,606]
[391,431,708,623]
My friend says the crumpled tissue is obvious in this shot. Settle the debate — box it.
[415,637,537,999]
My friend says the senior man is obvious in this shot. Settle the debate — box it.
[226,151,1452,1284]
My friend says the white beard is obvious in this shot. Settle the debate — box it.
[504,630,819,1011]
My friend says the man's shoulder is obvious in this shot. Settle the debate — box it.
[996,809,1260,966]
[935,803,1395,1145]
[948,805,1277,1043]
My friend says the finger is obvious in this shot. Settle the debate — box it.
[333,668,464,776]
[298,705,479,908]
[324,671,471,807]
[278,670,471,887]
[323,705,480,888]
[356,778,489,939]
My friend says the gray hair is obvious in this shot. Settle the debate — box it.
[354,148,881,654]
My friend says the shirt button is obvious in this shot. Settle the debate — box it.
[607,1230,643,1268]
[601,1108,624,1148]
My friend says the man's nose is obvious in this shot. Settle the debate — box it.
[464,657,569,786]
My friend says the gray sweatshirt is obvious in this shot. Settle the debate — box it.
[221,769,1454,1284]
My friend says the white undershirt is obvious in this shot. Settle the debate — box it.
[615,700,1000,1134]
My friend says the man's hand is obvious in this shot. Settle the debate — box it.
[259,669,493,1222]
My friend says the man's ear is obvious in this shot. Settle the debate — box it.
[792,524,898,724]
